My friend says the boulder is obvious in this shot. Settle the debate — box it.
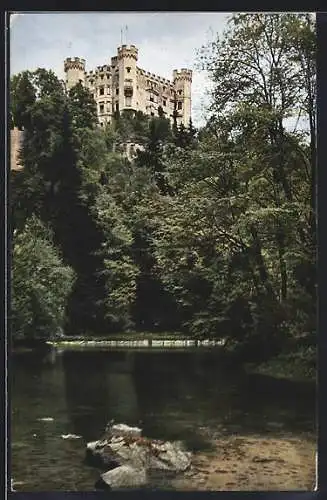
[110,423,142,439]
[100,465,147,489]
[87,436,191,473]
[87,422,192,489]
[86,440,117,469]
[150,441,192,472]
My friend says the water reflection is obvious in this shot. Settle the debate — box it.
[11,348,315,491]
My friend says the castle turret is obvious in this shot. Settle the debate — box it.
[64,57,86,91]
[173,68,192,127]
[117,45,138,113]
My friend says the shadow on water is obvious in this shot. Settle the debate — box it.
[11,348,315,490]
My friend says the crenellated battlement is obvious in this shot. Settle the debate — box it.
[63,44,191,127]
[173,68,193,82]
[137,68,173,87]
[64,57,86,72]
[118,44,138,60]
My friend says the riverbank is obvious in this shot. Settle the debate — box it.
[172,431,316,491]
[12,334,316,384]
[46,336,226,349]
[245,347,316,382]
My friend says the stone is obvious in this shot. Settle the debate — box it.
[87,422,192,487]
[100,465,147,489]
[110,423,142,439]
[150,441,192,472]
[86,440,113,468]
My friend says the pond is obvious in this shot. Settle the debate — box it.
[11,347,316,491]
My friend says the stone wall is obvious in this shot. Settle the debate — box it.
[10,128,24,171]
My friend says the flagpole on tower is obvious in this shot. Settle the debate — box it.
[125,25,128,45]
[120,28,123,46]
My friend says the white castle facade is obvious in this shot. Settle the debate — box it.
[64,44,192,127]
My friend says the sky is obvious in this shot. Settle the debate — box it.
[10,12,230,128]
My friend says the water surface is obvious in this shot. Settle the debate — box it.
[11,347,315,491]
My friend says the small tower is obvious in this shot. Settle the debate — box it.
[172,68,192,127]
[64,57,86,91]
[116,45,138,113]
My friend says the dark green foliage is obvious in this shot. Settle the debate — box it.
[10,14,316,361]
[68,82,98,129]
[11,216,75,342]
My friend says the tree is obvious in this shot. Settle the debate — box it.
[11,216,75,342]
[136,116,173,195]
[91,189,139,331]
[10,71,36,130]
[198,13,316,229]
[10,69,109,334]
[68,81,98,130]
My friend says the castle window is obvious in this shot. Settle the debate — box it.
[178,90,183,95]
[178,101,182,110]
[100,75,104,80]
[150,96,154,102]
[116,103,119,112]
[99,87,104,96]
[163,99,167,106]
[151,112,154,116]
[99,104,104,113]
[163,86,166,91]
[107,73,110,79]
[100,122,103,127]
[116,88,119,95]
[91,93,94,99]
[126,67,131,73]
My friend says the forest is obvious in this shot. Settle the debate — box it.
[10,13,316,367]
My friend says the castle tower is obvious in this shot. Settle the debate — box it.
[116,45,138,113]
[64,57,86,91]
[172,68,192,127]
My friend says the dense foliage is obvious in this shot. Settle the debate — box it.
[10,13,316,360]
[11,216,75,342]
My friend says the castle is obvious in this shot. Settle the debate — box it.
[64,44,192,128]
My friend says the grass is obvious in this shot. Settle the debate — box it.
[245,347,316,382]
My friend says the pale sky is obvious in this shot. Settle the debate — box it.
[10,12,229,128]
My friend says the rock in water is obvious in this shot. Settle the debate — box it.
[100,465,147,489]
[37,417,54,422]
[86,440,115,468]
[110,423,142,439]
[150,441,192,472]
[87,422,192,487]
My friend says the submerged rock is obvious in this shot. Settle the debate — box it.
[99,465,147,489]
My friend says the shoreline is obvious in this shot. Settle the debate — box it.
[172,432,316,491]
[46,338,226,348]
